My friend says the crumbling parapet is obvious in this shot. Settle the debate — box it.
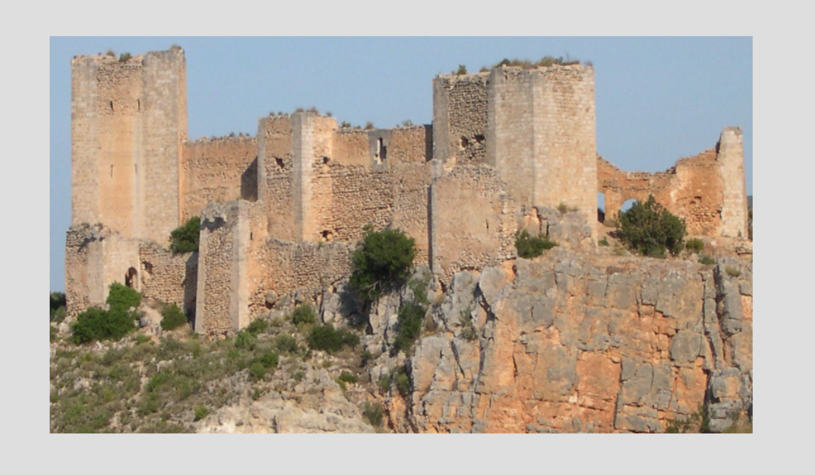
[717,127,748,239]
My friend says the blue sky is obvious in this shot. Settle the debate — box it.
[50,37,752,291]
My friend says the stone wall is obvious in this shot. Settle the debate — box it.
[429,164,516,285]
[432,73,489,163]
[248,240,355,319]
[64,224,140,318]
[597,127,747,239]
[182,135,258,222]
[138,242,197,314]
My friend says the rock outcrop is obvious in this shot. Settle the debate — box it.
[371,249,751,433]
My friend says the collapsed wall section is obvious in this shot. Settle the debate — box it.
[433,73,489,164]
[597,127,747,239]
[182,136,258,222]
[429,164,516,285]
[64,224,140,318]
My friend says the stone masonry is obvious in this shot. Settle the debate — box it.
[65,47,749,337]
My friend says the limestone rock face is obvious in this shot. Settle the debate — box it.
[198,369,374,433]
[381,251,752,433]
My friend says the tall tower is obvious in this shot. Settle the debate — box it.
[70,47,187,245]
[486,64,597,239]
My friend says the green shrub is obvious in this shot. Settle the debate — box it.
[135,334,151,345]
[193,406,210,421]
[107,282,141,312]
[119,52,132,62]
[698,254,715,265]
[275,334,298,354]
[515,230,557,259]
[393,302,425,352]
[395,372,411,397]
[291,305,316,325]
[50,325,58,342]
[338,371,357,384]
[170,216,200,253]
[455,64,467,75]
[249,361,267,380]
[617,195,686,258]
[72,306,135,344]
[725,266,741,278]
[459,314,477,341]
[349,226,416,304]
[685,238,705,254]
[557,202,578,214]
[664,405,711,433]
[363,402,384,427]
[50,292,67,320]
[245,318,269,336]
[307,324,359,354]
[598,237,609,247]
[160,304,187,331]
[234,331,257,350]
[255,351,279,369]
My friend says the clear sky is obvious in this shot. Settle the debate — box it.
[50,37,752,291]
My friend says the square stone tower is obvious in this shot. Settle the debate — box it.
[70,47,188,246]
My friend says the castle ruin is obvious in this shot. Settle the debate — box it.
[65,47,749,335]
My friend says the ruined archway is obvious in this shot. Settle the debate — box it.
[125,267,138,290]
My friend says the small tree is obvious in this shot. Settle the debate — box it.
[107,282,141,312]
[349,226,416,305]
[160,304,187,331]
[617,195,686,258]
[170,216,200,253]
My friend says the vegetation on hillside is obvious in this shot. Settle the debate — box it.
[72,283,142,344]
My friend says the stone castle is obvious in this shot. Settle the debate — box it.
[65,46,749,336]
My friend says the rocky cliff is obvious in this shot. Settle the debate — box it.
[363,249,752,433]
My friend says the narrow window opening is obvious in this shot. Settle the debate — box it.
[109,100,114,112]
[378,138,387,161]
[110,165,114,178]
[460,136,469,149]
[137,99,140,111]
[275,157,285,169]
